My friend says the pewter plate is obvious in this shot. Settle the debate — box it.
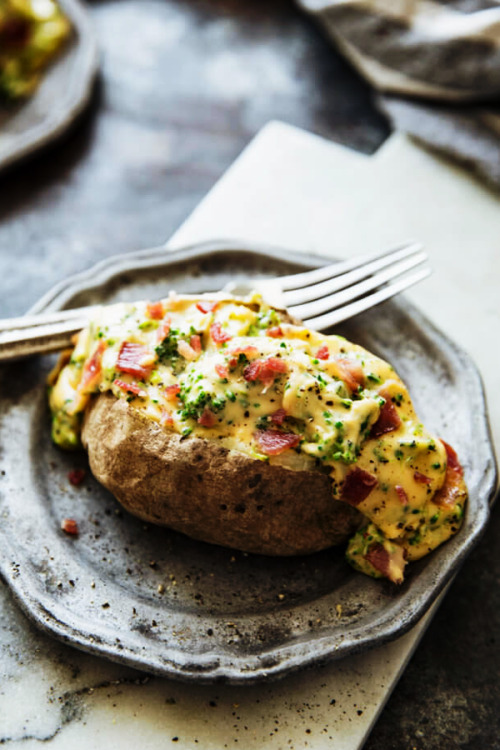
[0,240,496,684]
[0,0,98,172]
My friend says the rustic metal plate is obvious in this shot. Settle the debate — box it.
[0,240,496,683]
[0,0,98,172]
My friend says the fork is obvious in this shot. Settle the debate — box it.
[0,241,429,363]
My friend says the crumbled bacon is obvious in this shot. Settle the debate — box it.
[266,357,288,373]
[79,341,106,393]
[229,345,259,357]
[160,409,174,427]
[68,469,85,486]
[365,542,406,584]
[161,410,174,427]
[215,363,229,379]
[146,301,165,320]
[365,544,390,577]
[270,408,287,426]
[254,429,301,455]
[177,339,199,361]
[190,334,202,354]
[243,356,288,388]
[370,398,401,438]
[196,301,218,314]
[267,326,283,338]
[315,344,330,360]
[395,484,409,505]
[431,441,466,508]
[156,317,171,343]
[341,468,377,506]
[441,440,464,477]
[113,378,147,398]
[243,360,263,382]
[210,323,232,344]
[61,518,79,536]
[198,409,217,427]
[335,357,365,392]
[414,471,432,484]
[165,384,181,401]
[116,342,154,379]
[259,357,288,389]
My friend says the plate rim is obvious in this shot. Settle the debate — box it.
[1,239,497,683]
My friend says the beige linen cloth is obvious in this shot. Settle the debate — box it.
[297,0,500,188]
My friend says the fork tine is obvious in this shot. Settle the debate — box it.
[300,267,432,330]
[288,251,428,320]
[282,242,424,306]
[277,241,422,294]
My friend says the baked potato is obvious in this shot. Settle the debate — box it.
[48,293,467,583]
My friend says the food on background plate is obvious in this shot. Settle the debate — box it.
[0,0,71,100]
[48,293,467,583]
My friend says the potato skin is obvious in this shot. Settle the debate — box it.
[81,394,363,556]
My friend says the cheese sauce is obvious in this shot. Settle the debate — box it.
[49,294,466,582]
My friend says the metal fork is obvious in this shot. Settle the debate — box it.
[0,241,429,362]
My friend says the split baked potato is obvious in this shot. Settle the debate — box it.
[48,293,467,583]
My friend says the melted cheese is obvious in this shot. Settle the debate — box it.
[49,294,466,581]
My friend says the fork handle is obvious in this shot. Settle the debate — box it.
[0,313,91,362]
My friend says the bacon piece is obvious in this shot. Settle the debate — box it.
[61,518,79,536]
[265,357,288,373]
[190,334,202,355]
[335,357,365,392]
[68,469,85,486]
[146,301,165,320]
[342,468,377,506]
[414,471,432,484]
[267,326,283,338]
[270,408,287,426]
[370,398,401,438]
[395,484,409,505]
[315,344,330,360]
[113,378,147,398]
[196,301,219,314]
[364,543,406,584]
[228,346,260,370]
[260,356,288,388]
[156,317,171,343]
[254,429,301,455]
[198,409,217,427]
[365,544,390,577]
[215,363,229,379]
[160,410,174,427]
[165,384,181,401]
[243,360,262,382]
[177,339,199,361]
[432,441,467,509]
[229,345,259,357]
[210,323,232,344]
[79,341,106,393]
[441,440,464,477]
[116,342,154,379]
[243,356,288,388]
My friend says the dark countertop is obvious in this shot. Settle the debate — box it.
[0,2,498,748]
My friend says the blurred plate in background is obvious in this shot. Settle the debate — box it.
[0,0,98,172]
